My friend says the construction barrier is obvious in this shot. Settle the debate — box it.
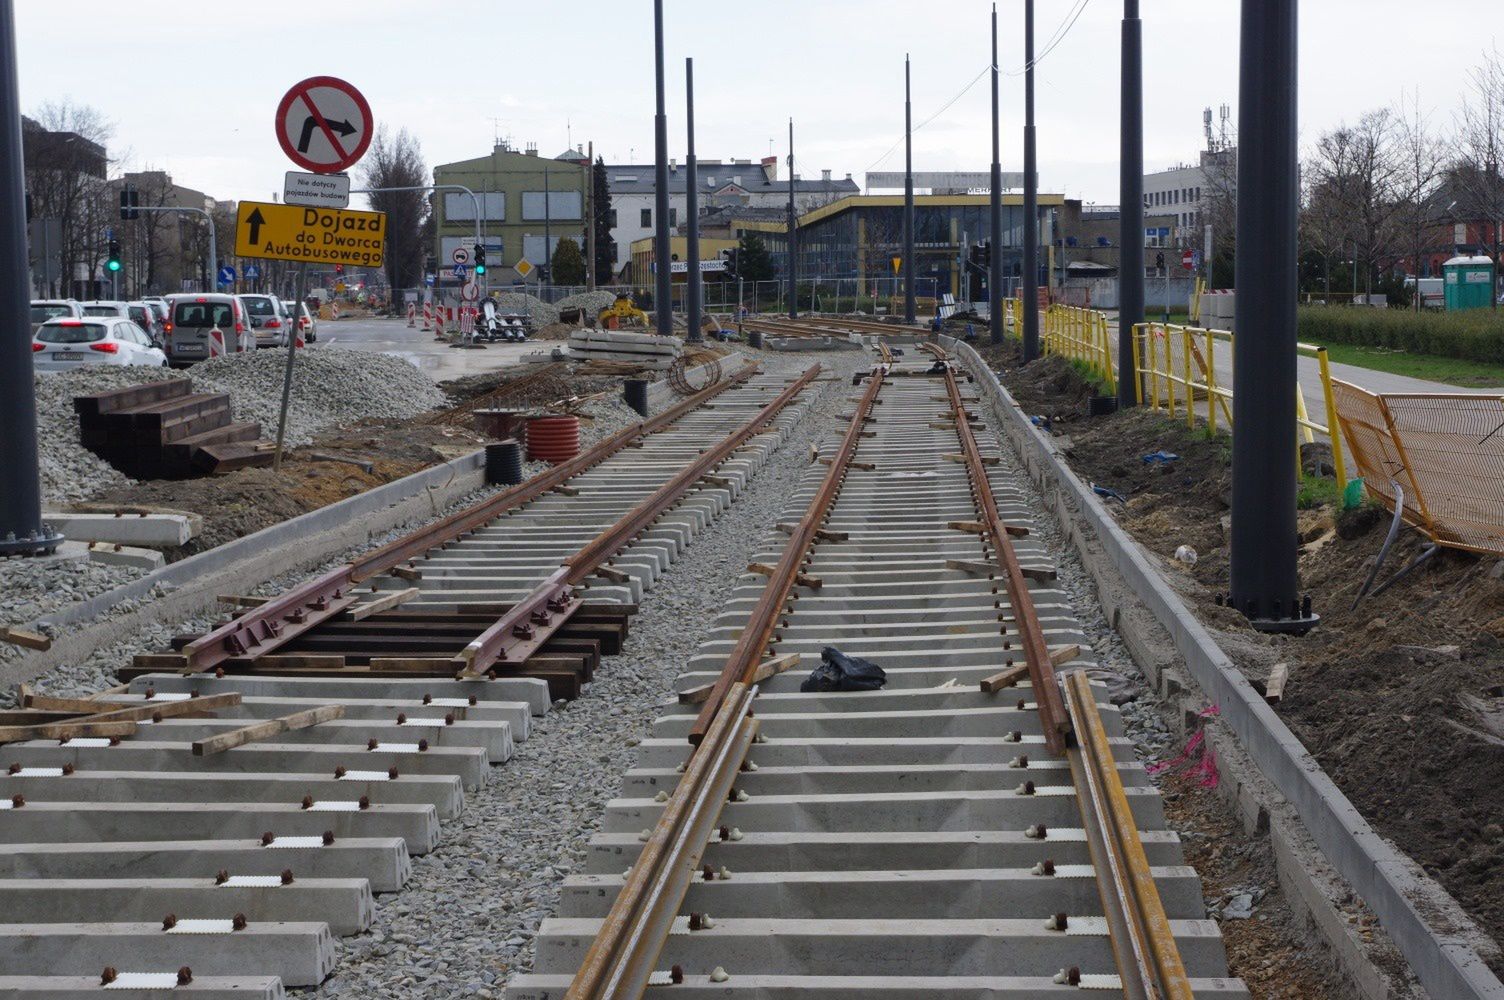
[1332,381,1504,556]
[422,300,433,331]
[1129,323,1347,495]
[407,303,416,328]
[1042,304,1116,394]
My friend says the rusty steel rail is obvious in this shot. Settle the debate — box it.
[1065,670,1194,1000]
[452,365,823,676]
[177,362,761,674]
[687,364,886,745]
[564,682,759,999]
[940,361,1070,756]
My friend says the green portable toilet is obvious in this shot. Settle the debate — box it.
[1443,255,1496,311]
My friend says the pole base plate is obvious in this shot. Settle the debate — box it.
[0,529,65,558]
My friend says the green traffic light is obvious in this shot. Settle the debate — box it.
[107,260,121,272]
[475,264,486,275]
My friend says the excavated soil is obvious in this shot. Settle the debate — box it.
[985,346,1504,978]
[94,419,488,558]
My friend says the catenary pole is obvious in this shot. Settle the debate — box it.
[685,58,702,343]
[788,118,798,319]
[1117,0,1144,406]
[652,0,672,335]
[903,55,917,325]
[1230,0,1304,630]
[1022,0,1041,361]
[988,5,1004,345]
[0,0,61,556]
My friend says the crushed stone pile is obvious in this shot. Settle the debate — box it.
[32,347,444,505]
[492,292,559,326]
[555,290,619,317]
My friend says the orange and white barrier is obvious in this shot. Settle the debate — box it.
[407,303,416,328]
[207,326,227,359]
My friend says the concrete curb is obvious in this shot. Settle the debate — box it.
[943,335,1504,1000]
[2,449,488,688]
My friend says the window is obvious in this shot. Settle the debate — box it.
[670,208,678,227]
[521,191,582,220]
[443,192,505,221]
[608,209,618,227]
[640,208,652,227]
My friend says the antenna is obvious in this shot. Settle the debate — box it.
[1203,107,1214,151]
[489,117,504,146]
[1219,104,1230,148]
[566,117,572,151]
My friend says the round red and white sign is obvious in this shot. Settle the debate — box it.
[275,76,373,174]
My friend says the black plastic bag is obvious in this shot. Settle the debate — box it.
[800,646,887,692]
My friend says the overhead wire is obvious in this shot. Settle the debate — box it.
[863,0,1093,173]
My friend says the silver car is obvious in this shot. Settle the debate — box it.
[30,299,82,334]
[239,293,291,348]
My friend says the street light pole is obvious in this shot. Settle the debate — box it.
[1230,0,1308,632]
[903,54,916,325]
[685,58,702,343]
[0,0,61,556]
[988,5,1004,346]
[652,0,673,336]
[1118,0,1144,406]
[1022,0,1041,361]
[788,118,798,319]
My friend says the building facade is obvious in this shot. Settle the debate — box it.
[432,142,590,287]
[607,157,858,280]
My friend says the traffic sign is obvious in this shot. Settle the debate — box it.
[234,200,386,268]
[461,280,480,302]
[452,264,467,279]
[424,274,436,286]
[244,263,260,279]
[451,247,470,266]
[284,170,351,209]
[1182,249,1195,270]
[217,265,236,285]
[275,76,373,175]
[514,257,535,279]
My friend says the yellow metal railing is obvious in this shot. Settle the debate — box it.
[1129,322,1347,495]
[1042,304,1117,394]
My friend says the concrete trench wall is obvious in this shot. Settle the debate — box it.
[1,450,489,689]
[941,335,1504,1000]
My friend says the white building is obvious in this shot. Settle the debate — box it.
[605,156,858,277]
[1142,148,1234,248]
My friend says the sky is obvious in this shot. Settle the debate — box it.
[14,0,1501,209]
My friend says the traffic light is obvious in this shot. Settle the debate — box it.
[1155,251,1166,272]
[334,263,344,274]
[106,239,121,273]
[723,248,739,278]
[474,244,486,275]
[119,186,139,221]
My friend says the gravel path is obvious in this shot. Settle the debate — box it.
[289,354,856,999]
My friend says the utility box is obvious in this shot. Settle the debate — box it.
[1443,255,1496,311]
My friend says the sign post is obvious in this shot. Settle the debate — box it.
[269,76,375,472]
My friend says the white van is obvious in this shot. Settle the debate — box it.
[162,293,255,366]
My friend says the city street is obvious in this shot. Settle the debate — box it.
[317,315,541,381]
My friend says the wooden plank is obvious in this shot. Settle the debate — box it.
[979,663,1029,694]
[1264,662,1289,704]
[346,588,420,622]
[1049,644,1082,667]
[391,565,423,581]
[594,565,632,584]
[217,595,269,607]
[0,720,139,744]
[944,452,999,466]
[814,529,848,542]
[131,653,190,672]
[680,653,802,704]
[81,692,242,725]
[247,655,348,669]
[817,457,876,471]
[948,520,987,535]
[946,558,996,577]
[369,657,458,673]
[191,705,344,756]
[0,627,51,652]
[1021,565,1058,583]
[23,695,131,713]
[551,484,581,497]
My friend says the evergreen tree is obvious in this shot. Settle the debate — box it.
[552,237,586,286]
[737,231,775,283]
[592,157,616,282]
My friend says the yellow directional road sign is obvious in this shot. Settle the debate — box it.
[235,200,386,268]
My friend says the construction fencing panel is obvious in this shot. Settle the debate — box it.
[1333,380,1504,556]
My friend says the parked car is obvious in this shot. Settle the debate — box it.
[162,293,254,365]
[124,302,165,346]
[32,317,167,372]
[140,298,170,339]
[281,299,317,342]
[239,293,292,348]
[79,300,133,319]
[29,299,81,334]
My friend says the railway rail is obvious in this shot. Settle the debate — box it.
[513,346,1245,999]
[0,359,830,998]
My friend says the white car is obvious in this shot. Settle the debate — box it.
[79,300,133,319]
[32,317,168,372]
[30,299,81,334]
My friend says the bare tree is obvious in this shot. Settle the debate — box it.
[24,100,114,297]
[1455,46,1504,308]
[1396,90,1448,309]
[360,127,428,310]
[1306,109,1406,297]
